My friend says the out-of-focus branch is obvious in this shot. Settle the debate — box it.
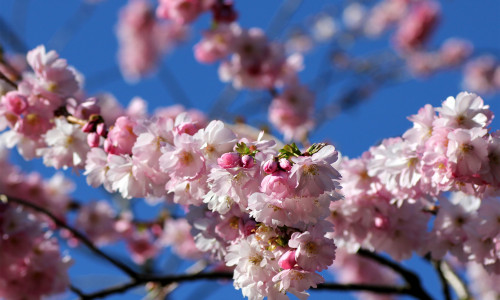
[267,0,304,39]
[357,248,434,300]
[0,68,18,88]
[47,2,96,52]
[72,272,234,300]
[439,260,472,300]
[432,260,452,300]
[0,16,28,52]
[158,64,193,107]
[3,195,139,279]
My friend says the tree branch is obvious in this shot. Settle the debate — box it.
[3,194,139,279]
[357,248,434,300]
[439,260,472,300]
[72,272,234,299]
[432,260,452,300]
[0,68,18,88]
[3,195,439,300]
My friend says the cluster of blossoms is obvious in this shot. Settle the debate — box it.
[330,92,500,274]
[87,109,342,298]
[73,200,203,264]
[0,143,71,300]
[116,0,188,82]
[0,204,71,300]
[116,0,237,81]
[188,141,342,299]
[193,21,313,141]
[0,44,343,300]
[114,0,315,141]
[462,55,500,95]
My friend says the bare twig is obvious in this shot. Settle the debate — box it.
[47,2,96,52]
[158,64,193,108]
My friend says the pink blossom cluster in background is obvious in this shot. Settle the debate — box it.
[117,0,188,82]
[0,144,71,300]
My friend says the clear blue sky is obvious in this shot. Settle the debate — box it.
[1,0,500,299]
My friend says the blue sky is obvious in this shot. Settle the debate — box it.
[1,0,500,299]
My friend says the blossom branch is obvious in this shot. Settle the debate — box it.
[2,194,139,279]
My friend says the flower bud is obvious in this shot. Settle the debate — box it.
[176,123,198,135]
[279,158,292,171]
[278,250,297,269]
[87,132,101,148]
[96,122,107,137]
[241,155,255,168]
[2,91,28,115]
[263,159,277,174]
[82,121,96,133]
[218,152,242,169]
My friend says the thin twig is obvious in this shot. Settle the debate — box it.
[267,0,304,39]
[47,2,96,52]
[158,64,193,108]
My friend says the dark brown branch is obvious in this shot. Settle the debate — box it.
[315,282,413,295]
[4,195,139,279]
[357,249,434,300]
[75,272,436,300]
[0,69,18,88]
[73,272,234,299]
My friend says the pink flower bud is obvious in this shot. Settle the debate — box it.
[279,158,292,171]
[82,121,96,133]
[263,159,277,174]
[176,123,198,135]
[2,91,28,115]
[218,152,242,169]
[241,155,255,168]
[278,250,297,269]
[87,132,101,148]
[96,123,107,137]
